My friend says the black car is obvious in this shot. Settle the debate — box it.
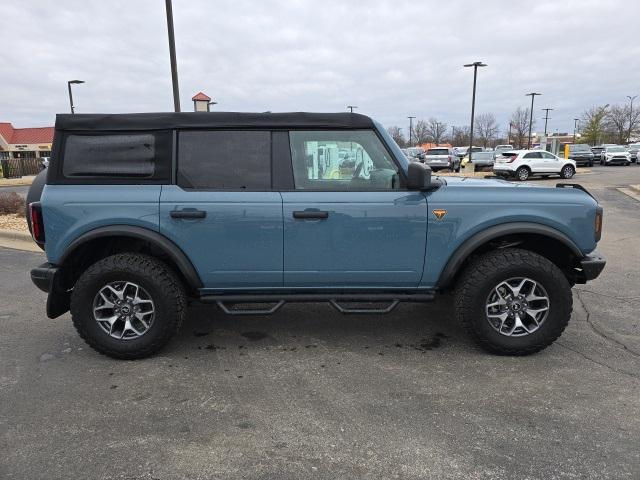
[568,144,595,167]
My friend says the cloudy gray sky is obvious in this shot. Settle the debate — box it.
[3,0,639,136]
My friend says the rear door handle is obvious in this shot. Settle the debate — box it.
[292,210,329,219]
[170,209,207,219]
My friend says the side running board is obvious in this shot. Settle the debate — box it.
[200,292,435,316]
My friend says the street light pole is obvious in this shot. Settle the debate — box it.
[165,0,181,112]
[573,118,579,143]
[464,61,487,164]
[347,105,358,113]
[451,125,456,145]
[67,80,85,114]
[525,92,541,149]
[541,108,553,136]
[626,95,637,143]
[408,116,415,146]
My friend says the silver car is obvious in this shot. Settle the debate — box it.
[424,147,460,172]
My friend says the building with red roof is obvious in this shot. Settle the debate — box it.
[0,122,54,159]
[192,92,215,112]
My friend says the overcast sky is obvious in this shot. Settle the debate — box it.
[3,0,639,136]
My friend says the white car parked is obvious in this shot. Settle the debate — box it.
[600,145,631,166]
[493,150,576,181]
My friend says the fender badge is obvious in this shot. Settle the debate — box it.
[433,209,447,220]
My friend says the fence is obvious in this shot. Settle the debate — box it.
[0,158,43,179]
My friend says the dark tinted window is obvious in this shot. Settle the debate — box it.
[523,152,542,159]
[62,132,171,180]
[426,148,449,155]
[178,131,271,190]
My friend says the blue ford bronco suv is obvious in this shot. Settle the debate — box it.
[28,112,605,359]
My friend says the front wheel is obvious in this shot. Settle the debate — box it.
[454,248,572,355]
[560,165,575,179]
[70,253,186,359]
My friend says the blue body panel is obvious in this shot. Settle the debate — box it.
[281,191,428,288]
[42,184,162,264]
[420,177,599,287]
[159,186,283,289]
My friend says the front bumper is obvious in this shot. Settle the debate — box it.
[577,251,606,282]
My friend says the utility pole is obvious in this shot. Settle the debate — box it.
[627,95,637,143]
[573,118,579,143]
[525,92,541,149]
[451,125,456,145]
[464,61,487,164]
[407,116,415,146]
[347,106,358,113]
[541,108,553,136]
[165,0,181,112]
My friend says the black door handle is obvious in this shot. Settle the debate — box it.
[170,209,206,219]
[292,210,329,219]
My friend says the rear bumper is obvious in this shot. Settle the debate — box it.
[31,263,70,319]
[577,251,606,282]
[31,263,60,293]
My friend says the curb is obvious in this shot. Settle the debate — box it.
[617,188,640,203]
[0,229,41,252]
[629,184,640,194]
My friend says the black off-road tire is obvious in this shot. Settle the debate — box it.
[71,253,186,360]
[454,248,573,355]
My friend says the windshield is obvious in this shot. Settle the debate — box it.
[427,149,449,155]
[629,144,640,149]
[570,144,591,152]
[607,146,625,152]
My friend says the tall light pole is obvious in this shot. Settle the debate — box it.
[451,125,456,145]
[573,118,579,143]
[525,92,541,149]
[408,116,415,146]
[626,95,637,143]
[541,108,553,136]
[67,80,84,114]
[464,61,487,163]
[165,0,181,112]
[347,105,358,113]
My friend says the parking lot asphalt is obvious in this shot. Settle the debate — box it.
[1,165,639,480]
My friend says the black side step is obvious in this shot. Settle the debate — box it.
[199,292,435,316]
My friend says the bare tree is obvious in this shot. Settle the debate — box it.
[604,104,640,144]
[424,117,448,144]
[387,126,406,147]
[579,105,609,146]
[475,113,500,148]
[450,125,470,146]
[411,120,431,145]
[509,107,534,149]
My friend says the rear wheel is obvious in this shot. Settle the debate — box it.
[71,253,186,359]
[454,248,572,355]
[516,166,530,181]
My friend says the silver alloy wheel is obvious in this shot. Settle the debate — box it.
[93,281,155,340]
[485,277,550,337]
[517,168,529,181]
[562,165,574,178]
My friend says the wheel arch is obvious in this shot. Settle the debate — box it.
[437,222,583,289]
[58,225,203,293]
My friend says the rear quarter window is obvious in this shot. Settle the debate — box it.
[57,131,172,183]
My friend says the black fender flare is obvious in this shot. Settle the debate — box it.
[59,225,203,290]
[437,222,583,288]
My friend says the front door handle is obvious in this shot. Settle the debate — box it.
[170,209,207,219]
[292,210,329,219]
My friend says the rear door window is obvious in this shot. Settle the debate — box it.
[177,130,271,190]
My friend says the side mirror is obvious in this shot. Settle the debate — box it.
[407,161,432,190]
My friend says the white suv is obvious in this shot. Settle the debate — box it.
[493,150,576,181]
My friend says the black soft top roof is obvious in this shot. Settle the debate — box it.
[55,112,375,131]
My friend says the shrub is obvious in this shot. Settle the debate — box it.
[0,192,25,217]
